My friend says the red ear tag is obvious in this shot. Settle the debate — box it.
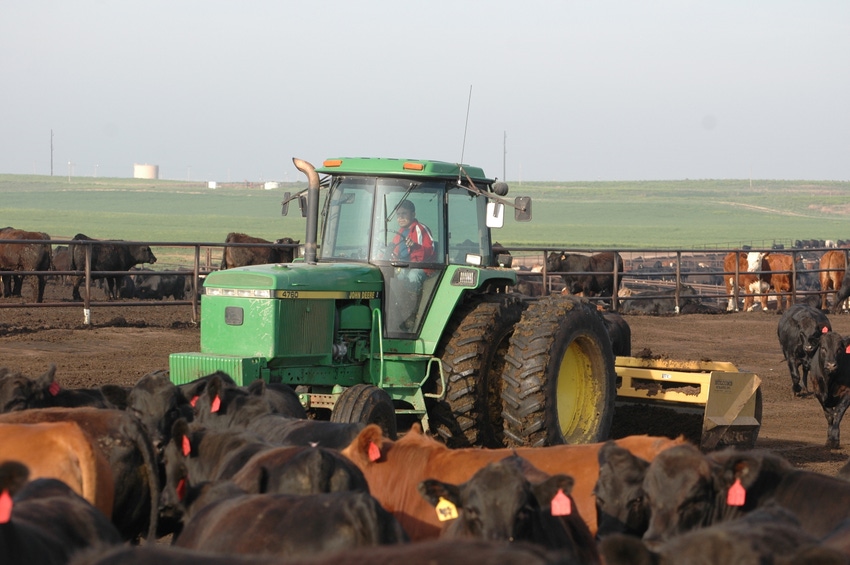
[210,395,221,413]
[845,345,850,355]
[368,441,381,462]
[727,478,746,507]
[181,436,191,457]
[551,488,572,516]
[190,396,199,407]
[48,381,61,396]
[823,326,830,334]
[0,489,12,523]
[176,478,186,502]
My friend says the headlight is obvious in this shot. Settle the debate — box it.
[451,268,478,287]
[205,288,272,298]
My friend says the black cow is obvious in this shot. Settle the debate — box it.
[221,233,299,269]
[0,408,160,543]
[417,455,598,562]
[0,365,128,412]
[71,539,565,565]
[600,506,817,565]
[594,441,650,538]
[69,233,157,301]
[133,272,188,300]
[641,443,850,544]
[171,481,407,558]
[620,284,719,316]
[777,303,832,396]
[809,330,850,448]
[0,461,123,564]
[179,372,306,420]
[192,375,360,449]
[601,312,631,356]
[126,370,194,452]
[546,251,623,298]
[0,227,52,303]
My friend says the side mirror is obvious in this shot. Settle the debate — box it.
[281,192,291,216]
[298,195,308,218]
[486,202,505,228]
[514,197,532,222]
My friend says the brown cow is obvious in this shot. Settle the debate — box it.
[220,233,299,269]
[0,421,114,518]
[820,250,847,311]
[765,253,796,311]
[0,227,52,302]
[341,423,685,540]
[724,251,770,312]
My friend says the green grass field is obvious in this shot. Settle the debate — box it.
[2,174,849,252]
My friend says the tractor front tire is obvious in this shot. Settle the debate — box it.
[330,384,398,440]
[501,296,616,447]
[430,297,524,448]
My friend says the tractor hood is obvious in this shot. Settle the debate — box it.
[204,262,384,295]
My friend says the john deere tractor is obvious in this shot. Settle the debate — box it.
[169,157,761,449]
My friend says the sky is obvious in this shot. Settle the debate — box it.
[2,1,848,182]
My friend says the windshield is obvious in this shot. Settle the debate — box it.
[369,180,445,264]
[320,177,375,260]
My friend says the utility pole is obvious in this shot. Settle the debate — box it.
[50,130,54,176]
[503,131,507,181]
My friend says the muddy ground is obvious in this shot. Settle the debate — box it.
[1,282,849,476]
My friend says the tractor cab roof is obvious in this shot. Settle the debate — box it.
[316,157,494,185]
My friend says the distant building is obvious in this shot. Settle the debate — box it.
[133,163,159,179]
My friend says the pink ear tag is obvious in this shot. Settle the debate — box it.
[823,326,829,334]
[551,488,572,516]
[726,478,746,507]
[210,395,221,413]
[48,381,61,396]
[190,396,199,407]
[176,478,186,501]
[368,441,381,462]
[0,489,12,523]
[845,345,850,355]
[181,436,191,457]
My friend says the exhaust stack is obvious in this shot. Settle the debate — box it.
[292,158,320,264]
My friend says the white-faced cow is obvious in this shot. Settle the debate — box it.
[776,303,832,397]
[69,233,157,301]
[545,251,623,299]
[809,329,850,449]
[0,227,52,303]
[220,233,299,269]
[724,251,770,312]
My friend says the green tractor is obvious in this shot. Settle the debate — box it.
[169,157,616,447]
[169,157,761,449]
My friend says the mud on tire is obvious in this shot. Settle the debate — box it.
[429,296,524,448]
[501,296,616,447]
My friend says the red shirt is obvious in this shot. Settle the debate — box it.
[392,220,435,262]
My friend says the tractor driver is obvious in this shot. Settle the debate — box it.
[390,200,435,284]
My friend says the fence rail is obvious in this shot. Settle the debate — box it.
[1,239,846,322]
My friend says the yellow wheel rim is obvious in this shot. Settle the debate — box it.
[556,337,597,440]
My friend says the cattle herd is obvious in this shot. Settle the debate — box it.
[0,230,300,304]
[5,230,850,563]
[0,356,845,564]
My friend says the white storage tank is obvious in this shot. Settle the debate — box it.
[133,163,159,179]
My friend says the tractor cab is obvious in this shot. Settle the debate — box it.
[311,158,515,337]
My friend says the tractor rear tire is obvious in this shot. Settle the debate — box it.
[501,296,616,447]
[330,384,398,440]
[429,297,524,448]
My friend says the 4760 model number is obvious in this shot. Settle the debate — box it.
[277,290,300,299]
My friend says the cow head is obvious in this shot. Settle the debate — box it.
[594,441,651,538]
[0,365,58,412]
[127,369,194,452]
[546,252,566,272]
[131,245,157,265]
[418,455,579,547]
[745,252,767,272]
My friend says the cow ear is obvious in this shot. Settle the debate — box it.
[246,380,266,396]
[597,440,625,465]
[417,479,461,508]
[716,451,767,492]
[532,474,574,511]
[340,424,386,465]
[34,364,58,395]
[171,418,190,451]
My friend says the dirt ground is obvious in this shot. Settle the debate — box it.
[2,281,849,477]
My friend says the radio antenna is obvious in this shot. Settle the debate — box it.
[459,84,473,166]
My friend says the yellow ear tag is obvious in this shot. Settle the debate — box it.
[435,497,458,522]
